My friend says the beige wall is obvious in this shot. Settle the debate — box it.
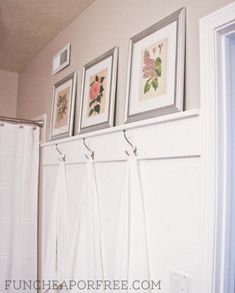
[0,69,18,117]
[17,0,232,140]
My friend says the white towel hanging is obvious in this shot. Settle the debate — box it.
[69,159,104,293]
[44,161,71,292]
[114,155,151,293]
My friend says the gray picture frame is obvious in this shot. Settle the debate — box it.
[49,71,77,141]
[125,7,186,123]
[78,47,118,134]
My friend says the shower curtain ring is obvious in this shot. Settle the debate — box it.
[83,138,94,160]
[55,144,66,161]
[123,130,137,156]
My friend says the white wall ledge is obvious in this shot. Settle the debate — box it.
[41,109,200,147]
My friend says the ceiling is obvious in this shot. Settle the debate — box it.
[0,0,95,72]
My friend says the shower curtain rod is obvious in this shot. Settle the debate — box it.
[0,116,44,128]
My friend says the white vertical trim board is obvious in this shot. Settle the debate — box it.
[200,3,235,293]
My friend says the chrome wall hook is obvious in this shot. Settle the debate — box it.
[123,130,137,156]
[55,144,66,161]
[83,138,94,160]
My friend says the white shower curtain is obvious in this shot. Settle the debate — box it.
[69,159,104,293]
[114,155,151,293]
[0,122,39,292]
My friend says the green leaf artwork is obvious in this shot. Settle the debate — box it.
[100,85,104,93]
[94,104,100,114]
[151,78,158,90]
[96,95,101,103]
[144,82,151,94]
[89,108,94,116]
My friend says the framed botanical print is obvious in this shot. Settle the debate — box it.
[49,71,77,140]
[78,47,118,133]
[125,8,186,123]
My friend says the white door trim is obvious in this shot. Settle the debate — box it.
[200,2,235,293]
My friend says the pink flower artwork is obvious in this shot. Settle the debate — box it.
[87,68,107,117]
[142,44,163,94]
[89,81,100,100]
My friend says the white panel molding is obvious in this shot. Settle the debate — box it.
[40,110,202,293]
[200,3,235,293]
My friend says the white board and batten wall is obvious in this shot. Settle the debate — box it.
[40,109,209,293]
